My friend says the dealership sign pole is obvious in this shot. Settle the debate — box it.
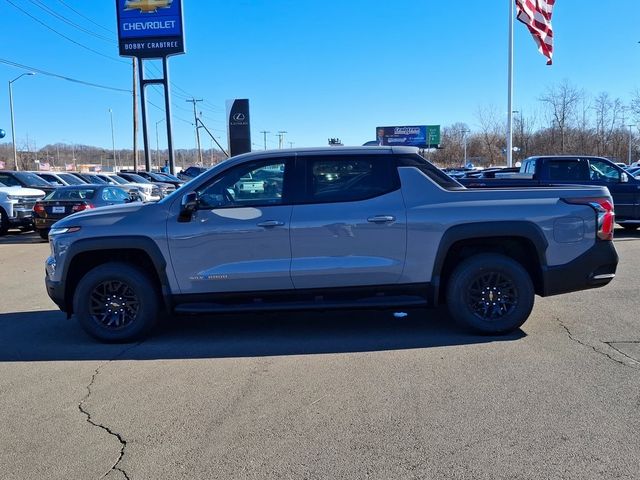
[115,0,185,174]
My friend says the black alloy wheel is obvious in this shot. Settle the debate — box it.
[467,271,518,321]
[74,262,159,342]
[89,280,140,330]
[446,253,534,334]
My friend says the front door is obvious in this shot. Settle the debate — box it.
[167,158,294,294]
[290,154,407,289]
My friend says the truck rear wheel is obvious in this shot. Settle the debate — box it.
[446,253,534,334]
[73,262,159,342]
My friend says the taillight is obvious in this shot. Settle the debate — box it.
[564,197,615,241]
[72,203,95,212]
[33,203,45,215]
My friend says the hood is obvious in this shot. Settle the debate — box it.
[53,202,147,228]
[0,186,46,197]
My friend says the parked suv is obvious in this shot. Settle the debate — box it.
[0,171,57,195]
[0,181,45,234]
[45,147,618,342]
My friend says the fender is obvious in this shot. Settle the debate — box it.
[430,221,549,303]
[61,236,172,310]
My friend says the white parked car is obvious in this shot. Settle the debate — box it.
[0,182,45,235]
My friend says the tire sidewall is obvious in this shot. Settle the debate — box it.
[447,254,534,334]
[73,262,158,342]
[0,208,8,235]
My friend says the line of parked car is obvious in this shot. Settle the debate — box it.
[0,167,212,239]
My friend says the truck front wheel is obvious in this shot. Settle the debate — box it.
[446,253,534,334]
[73,262,159,342]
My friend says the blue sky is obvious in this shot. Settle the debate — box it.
[1,0,639,152]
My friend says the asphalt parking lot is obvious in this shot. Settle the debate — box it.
[0,230,639,480]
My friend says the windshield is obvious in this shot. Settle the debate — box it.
[15,172,52,186]
[109,175,129,185]
[84,174,107,184]
[147,172,168,181]
[123,173,150,183]
[159,173,182,182]
[57,173,86,185]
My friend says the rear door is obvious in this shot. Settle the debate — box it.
[289,154,407,289]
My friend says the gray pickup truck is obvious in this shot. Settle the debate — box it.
[45,146,618,342]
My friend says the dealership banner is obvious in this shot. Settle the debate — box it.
[116,0,185,58]
[226,99,252,157]
[376,125,441,148]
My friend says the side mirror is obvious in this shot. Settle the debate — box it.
[621,172,629,183]
[179,192,198,222]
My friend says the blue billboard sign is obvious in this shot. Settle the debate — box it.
[376,125,441,148]
[116,0,185,58]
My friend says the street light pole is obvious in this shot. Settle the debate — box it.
[8,72,35,171]
[109,109,117,171]
[461,128,470,165]
[628,124,635,165]
[155,118,165,170]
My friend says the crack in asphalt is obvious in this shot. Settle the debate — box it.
[557,319,638,369]
[605,342,640,366]
[78,342,142,480]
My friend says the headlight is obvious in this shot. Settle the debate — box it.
[49,227,82,236]
[6,195,19,200]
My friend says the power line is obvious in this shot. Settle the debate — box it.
[146,99,193,125]
[27,0,114,43]
[0,57,130,93]
[55,0,114,34]
[5,0,127,65]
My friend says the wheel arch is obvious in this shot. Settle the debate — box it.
[62,236,171,314]
[432,222,548,304]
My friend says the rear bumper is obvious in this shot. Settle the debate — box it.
[34,217,60,230]
[542,241,618,296]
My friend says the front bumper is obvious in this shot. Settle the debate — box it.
[8,208,34,227]
[45,274,66,311]
[542,240,618,296]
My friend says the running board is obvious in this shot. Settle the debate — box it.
[174,295,428,315]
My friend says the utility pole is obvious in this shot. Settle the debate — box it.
[132,58,139,171]
[277,131,287,149]
[260,130,270,150]
[288,142,294,149]
[186,98,204,164]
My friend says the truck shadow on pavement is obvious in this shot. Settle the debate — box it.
[0,308,524,362]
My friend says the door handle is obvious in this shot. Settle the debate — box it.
[257,220,285,227]
[367,215,396,223]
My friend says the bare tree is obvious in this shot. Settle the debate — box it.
[476,106,504,166]
[539,80,582,153]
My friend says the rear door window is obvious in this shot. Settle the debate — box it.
[303,155,399,203]
[545,160,590,181]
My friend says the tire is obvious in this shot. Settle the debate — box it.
[621,224,639,231]
[73,262,159,342]
[0,208,8,236]
[446,253,534,334]
[38,229,49,240]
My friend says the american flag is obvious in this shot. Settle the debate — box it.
[516,0,555,65]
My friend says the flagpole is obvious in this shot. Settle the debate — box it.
[507,0,514,168]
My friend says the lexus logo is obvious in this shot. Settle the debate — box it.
[232,113,246,122]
